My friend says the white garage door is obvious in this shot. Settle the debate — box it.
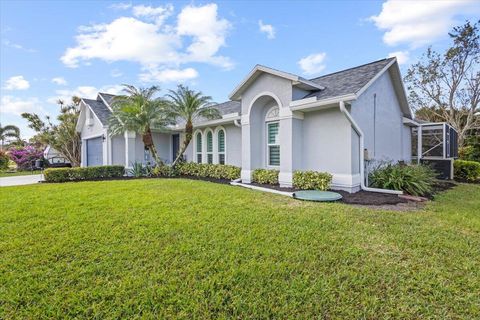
[86,137,103,166]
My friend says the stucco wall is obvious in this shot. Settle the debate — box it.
[80,107,104,139]
[351,72,405,162]
[301,108,353,174]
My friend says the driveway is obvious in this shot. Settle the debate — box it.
[0,174,44,187]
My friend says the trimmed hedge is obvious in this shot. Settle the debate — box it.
[176,162,241,180]
[293,170,332,190]
[454,160,480,182]
[252,169,279,185]
[44,165,125,182]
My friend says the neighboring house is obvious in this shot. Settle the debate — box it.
[76,57,450,192]
[43,145,70,166]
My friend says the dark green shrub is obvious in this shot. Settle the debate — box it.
[454,160,480,182]
[293,171,332,190]
[44,165,125,182]
[0,150,9,170]
[176,162,240,180]
[369,163,436,196]
[252,169,279,185]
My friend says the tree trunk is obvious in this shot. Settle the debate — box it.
[172,119,193,167]
[143,127,163,166]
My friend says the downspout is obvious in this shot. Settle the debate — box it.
[339,101,402,195]
[234,119,241,127]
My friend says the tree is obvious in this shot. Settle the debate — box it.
[164,85,220,166]
[22,98,81,166]
[0,123,20,149]
[108,85,169,166]
[405,20,480,147]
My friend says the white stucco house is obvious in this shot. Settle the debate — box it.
[76,57,435,192]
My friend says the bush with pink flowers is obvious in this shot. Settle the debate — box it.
[8,146,44,170]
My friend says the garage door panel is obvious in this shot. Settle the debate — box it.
[86,137,103,166]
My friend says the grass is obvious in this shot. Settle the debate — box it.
[0,179,479,319]
[0,170,42,177]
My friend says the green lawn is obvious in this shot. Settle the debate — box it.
[1,179,479,319]
[0,170,42,177]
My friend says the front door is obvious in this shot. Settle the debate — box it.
[172,134,180,162]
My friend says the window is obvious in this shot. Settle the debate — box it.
[206,131,213,164]
[267,122,280,166]
[217,129,225,164]
[195,132,202,163]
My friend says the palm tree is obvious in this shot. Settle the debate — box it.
[165,85,221,166]
[109,85,169,166]
[0,123,20,149]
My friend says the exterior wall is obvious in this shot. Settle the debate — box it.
[351,72,405,163]
[301,108,357,190]
[152,132,172,163]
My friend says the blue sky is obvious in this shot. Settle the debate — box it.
[1,0,479,138]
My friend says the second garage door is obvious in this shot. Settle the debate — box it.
[86,137,103,166]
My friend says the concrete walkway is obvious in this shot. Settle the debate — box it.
[0,174,44,187]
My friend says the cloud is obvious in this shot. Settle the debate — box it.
[370,0,477,47]
[51,77,68,86]
[298,52,327,75]
[139,67,198,83]
[3,75,30,90]
[0,96,45,116]
[61,3,233,79]
[258,20,275,39]
[2,39,36,52]
[47,85,124,104]
[110,69,123,78]
[388,51,410,65]
[109,2,131,10]
[132,4,173,25]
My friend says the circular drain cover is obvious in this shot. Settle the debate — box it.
[293,190,342,202]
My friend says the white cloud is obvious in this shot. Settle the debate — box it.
[258,20,275,39]
[3,75,30,90]
[132,4,173,25]
[0,96,45,116]
[110,69,123,78]
[109,2,131,10]
[298,52,327,75]
[139,67,198,83]
[388,51,410,65]
[2,39,36,52]
[51,77,68,86]
[370,0,477,47]
[47,85,124,104]
[61,3,233,79]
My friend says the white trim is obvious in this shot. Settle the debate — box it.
[82,133,104,140]
[266,121,280,168]
[230,180,294,197]
[247,91,283,118]
[222,112,239,119]
[289,96,317,107]
[187,116,240,129]
[97,93,114,112]
[403,117,419,127]
[290,94,356,112]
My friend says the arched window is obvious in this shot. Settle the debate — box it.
[195,131,203,163]
[217,129,225,164]
[265,106,280,167]
[206,130,213,164]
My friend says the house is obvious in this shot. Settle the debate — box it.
[76,57,435,192]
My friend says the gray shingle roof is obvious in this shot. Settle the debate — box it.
[97,93,116,106]
[215,100,241,115]
[82,98,112,126]
[306,58,395,100]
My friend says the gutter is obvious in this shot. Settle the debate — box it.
[339,101,402,195]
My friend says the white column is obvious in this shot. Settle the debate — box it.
[102,130,109,165]
[417,125,422,164]
[240,114,252,183]
[279,116,293,187]
[81,138,87,167]
[124,131,136,169]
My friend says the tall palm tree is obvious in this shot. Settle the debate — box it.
[0,123,20,149]
[165,85,221,166]
[109,85,169,166]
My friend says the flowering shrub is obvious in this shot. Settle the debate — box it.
[8,146,43,170]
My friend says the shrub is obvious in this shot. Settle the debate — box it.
[252,169,279,185]
[293,171,332,190]
[369,163,436,196]
[176,162,241,180]
[0,150,9,170]
[44,165,125,182]
[152,165,177,177]
[128,162,148,178]
[8,146,43,170]
[454,160,480,182]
